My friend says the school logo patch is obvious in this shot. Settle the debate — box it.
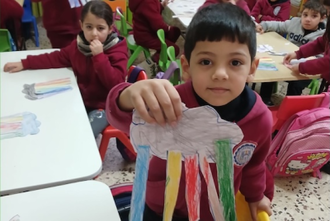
[233,142,256,166]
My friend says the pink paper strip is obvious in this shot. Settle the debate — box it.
[198,151,225,221]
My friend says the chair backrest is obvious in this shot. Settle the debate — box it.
[116,7,128,37]
[23,0,32,14]
[0,29,12,52]
[167,46,181,85]
[274,93,327,131]
[157,29,168,71]
[127,66,148,83]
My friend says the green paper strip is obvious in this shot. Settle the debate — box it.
[215,139,237,221]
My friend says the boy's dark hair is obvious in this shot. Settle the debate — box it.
[322,0,330,6]
[184,3,256,63]
[81,1,113,27]
[303,0,327,17]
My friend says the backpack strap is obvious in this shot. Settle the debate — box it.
[127,66,144,83]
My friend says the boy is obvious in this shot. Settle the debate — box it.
[107,4,273,221]
[256,0,326,102]
[251,0,291,23]
[129,0,181,63]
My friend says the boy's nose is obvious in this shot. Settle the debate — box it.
[212,67,229,80]
[92,29,97,36]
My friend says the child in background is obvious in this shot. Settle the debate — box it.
[251,0,291,23]
[106,4,273,221]
[199,0,251,15]
[0,0,23,47]
[3,1,128,138]
[283,18,330,88]
[31,0,84,48]
[129,0,181,63]
[256,0,326,102]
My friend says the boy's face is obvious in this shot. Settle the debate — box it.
[181,40,258,106]
[301,9,323,30]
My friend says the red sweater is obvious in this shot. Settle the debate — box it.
[199,0,251,15]
[251,0,290,23]
[31,0,82,34]
[106,81,273,220]
[296,36,330,82]
[0,0,23,28]
[129,0,177,44]
[21,38,128,109]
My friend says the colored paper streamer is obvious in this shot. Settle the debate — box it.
[163,151,182,221]
[215,139,236,221]
[130,145,150,221]
[199,151,224,221]
[184,154,201,221]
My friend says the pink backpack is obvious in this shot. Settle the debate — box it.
[266,93,330,179]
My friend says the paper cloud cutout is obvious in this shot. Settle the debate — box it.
[130,104,244,162]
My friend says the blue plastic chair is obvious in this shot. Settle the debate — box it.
[22,0,39,47]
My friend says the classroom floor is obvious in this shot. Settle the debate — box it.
[25,21,330,221]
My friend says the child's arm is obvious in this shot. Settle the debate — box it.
[106,79,182,133]
[91,43,127,92]
[260,18,291,34]
[239,108,273,203]
[260,2,290,22]
[251,1,262,23]
[296,36,326,59]
[21,45,72,70]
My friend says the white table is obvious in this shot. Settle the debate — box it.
[167,0,202,27]
[1,180,121,221]
[0,50,102,195]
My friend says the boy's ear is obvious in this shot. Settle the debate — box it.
[247,58,259,83]
[180,54,191,82]
[79,20,83,29]
[108,25,113,34]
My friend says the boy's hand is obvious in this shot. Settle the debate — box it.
[283,52,297,64]
[90,39,103,56]
[3,62,24,73]
[248,195,272,221]
[255,24,264,34]
[119,79,182,126]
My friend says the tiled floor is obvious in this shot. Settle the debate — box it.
[24,20,330,221]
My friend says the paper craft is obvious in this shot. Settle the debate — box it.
[257,62,278,71]
[289,58,307,65]
[257,44,273,53]
[22,78,72,100]
[129,104,244,221]
[268,51,287,56]
[1,112,41,140]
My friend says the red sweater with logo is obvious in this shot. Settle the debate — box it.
[296,36,330,82]
[32,0,82,34]
[106,81,274,220]
[21,38,128,109]
[199,0,251,15]
[251,0,290,23]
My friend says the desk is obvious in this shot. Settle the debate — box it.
[15,0,24,6]
[254,32,320,82]
[1,181,121,221]
[0,50,102,195]
[166,0,201,27]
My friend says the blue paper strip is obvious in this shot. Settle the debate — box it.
[130,145,150,221]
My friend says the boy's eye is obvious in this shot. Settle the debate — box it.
[200,59,212,65]
[231,60,242,66]
[86,26,92,29]
[98,27,105,30]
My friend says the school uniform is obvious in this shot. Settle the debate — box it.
[251,0,290,23]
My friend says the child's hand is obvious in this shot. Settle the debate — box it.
[118,79,182,126]
[90,39,103,56]
[3,62,24,73]
[285,63,300,75]
[255,24,264,34]
[283,52,297,64]
[248,195,272,221]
